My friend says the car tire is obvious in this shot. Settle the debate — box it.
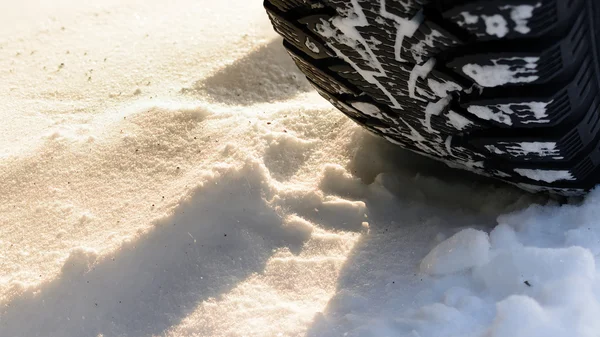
[264,0,600,195]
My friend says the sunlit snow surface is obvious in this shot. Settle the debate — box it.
[1,1,599,337]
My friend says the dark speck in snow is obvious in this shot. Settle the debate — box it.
[267,122,271,125]
[524,280,532,287]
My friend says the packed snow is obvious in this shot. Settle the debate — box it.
[458,3,540,37]
[462,57,539,87]
[1,1,599,337]
[514,169,575,183]
[467,101,551,126]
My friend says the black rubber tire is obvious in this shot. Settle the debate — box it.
[264,0,600,195]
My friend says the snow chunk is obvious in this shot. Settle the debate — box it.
[446,110,473,130]
[482,14,508,38]
[459,11,479,25]
[408,58,436,100]
[304,37,320,53]
[427,78,462,98]
[421,229,490,275]
[351,102,384,119]
[423,96,451,133]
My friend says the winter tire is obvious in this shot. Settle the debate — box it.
[264,0,600,195]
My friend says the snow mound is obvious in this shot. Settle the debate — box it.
[311,189,600,337]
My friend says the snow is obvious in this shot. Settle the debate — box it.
[482,14,509,38]
[446,110,474,130]
[501,4,541,35]
[305,37,320,54]
[424,96,451,133]
[514,169,575,183]
[351,102,384,119]
[427,78,462,98]
[411,29,444,64]
[486,142,561,159]
[460,11,480,25]
[458,4,540,37]
[504,142,561,158]
[316,5,403,109]
[2,1,600,337]
[378,1,423,63]
[467,101,551,126]
[463,57,539,87]
[408,58,436,100]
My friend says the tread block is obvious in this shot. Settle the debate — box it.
[447,10,589,87]
[461,56,598,128]
[442,0,583,41]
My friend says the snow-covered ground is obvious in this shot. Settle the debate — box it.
[1,1,600,336]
